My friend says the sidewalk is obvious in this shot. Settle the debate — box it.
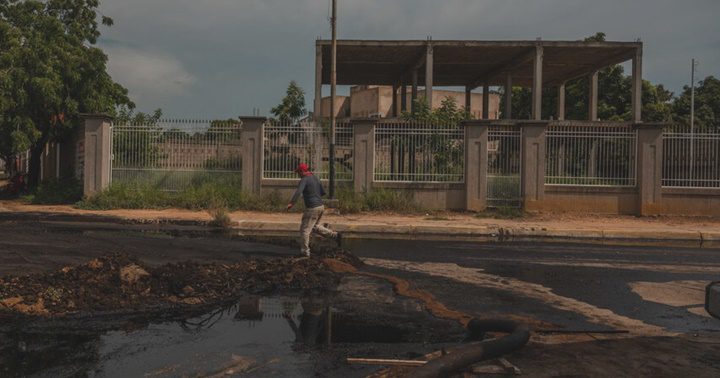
[2,200,719,246]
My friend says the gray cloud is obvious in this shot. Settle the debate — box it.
[98,0,720,118]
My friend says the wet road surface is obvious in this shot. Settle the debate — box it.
[347,239,720,334]
[1,217,719,376]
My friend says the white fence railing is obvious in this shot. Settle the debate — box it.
[262,120,353,180]
[662,127,720,188]
[546,124,637,187]
[487,126,522,207]
[374,121,465,183]
[111,119,243,191]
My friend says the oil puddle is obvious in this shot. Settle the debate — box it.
[2,294,404,377]
[1,291,421,377]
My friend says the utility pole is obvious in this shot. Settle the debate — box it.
[328,0,337,198]
[690,59,698,182]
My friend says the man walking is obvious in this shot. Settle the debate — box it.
[287,163,341,257]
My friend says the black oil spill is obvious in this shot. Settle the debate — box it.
[0,295,413,377]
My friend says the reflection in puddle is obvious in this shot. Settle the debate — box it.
[1,295,336,377]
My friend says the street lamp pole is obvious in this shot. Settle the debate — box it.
[328,0,337,199]
[690,58,697,182]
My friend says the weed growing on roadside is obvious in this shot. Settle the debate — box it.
[207,198,233,228]
[475,206,525,219]
[336,187,420,213]
[23,178,83,205]
[77,181,284,212]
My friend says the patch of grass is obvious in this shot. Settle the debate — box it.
[475,206,525,219]
[424,215,450,221]
[77,181,284,212]
[337,187,421,213]
[23,178,83,204]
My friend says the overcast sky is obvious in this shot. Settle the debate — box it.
[97,0,720,118]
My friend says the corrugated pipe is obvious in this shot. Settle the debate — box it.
[411,319,530,378]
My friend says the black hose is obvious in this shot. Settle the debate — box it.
[411,319,530,378]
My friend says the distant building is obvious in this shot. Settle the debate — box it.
[320,85,500,120]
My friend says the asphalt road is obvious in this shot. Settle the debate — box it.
[346,239,720,334]
[1,217,720,376]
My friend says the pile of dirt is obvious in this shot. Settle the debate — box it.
[0,250,358,317]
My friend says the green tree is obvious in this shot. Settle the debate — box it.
[115,107,162,126]
[111,108,163,170]
[402,96,470,125]
[271,81,306,123]
[672,76,720,131]
[0,0,132,187]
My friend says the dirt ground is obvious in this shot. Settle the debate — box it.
[2,199,720,237]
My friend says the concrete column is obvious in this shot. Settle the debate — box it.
[504,74,513,120]
[631,46,643,123]
[425,43,433,107]
[411,70,418,113]
[531,45,544,120]
[635,123,664,215]
[519,121,548,211]
[463,120,489,211]
[464,86,472,115]
[589,71,599,121]
[557,82,566,121]
[239,117,265,194]
[482,83,490,120]
[351,118,377,193]
[82,114,113,197]
[401,83,408,112]
[314,45,323,120]
[391,84,399,117]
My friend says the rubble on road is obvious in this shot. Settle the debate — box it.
[0,249,359,317]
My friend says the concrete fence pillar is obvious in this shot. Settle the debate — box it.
[635,123,664,215]
[351,118,377,193]
[239,117,265,194]
[520,121,548,211]
[463,120,490,211]
[81,114,113,197]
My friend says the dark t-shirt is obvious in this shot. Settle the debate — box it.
[290,174,325,208]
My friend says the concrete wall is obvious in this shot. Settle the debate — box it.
[349,86,393,118]
[373,182,466,210]
[414,89,501,120]
[320,96,350,119]
[325,86,501,120]
[658,188,720,217]
[77,115,719,217]
[243,118,720,216]
[543,187,639,215]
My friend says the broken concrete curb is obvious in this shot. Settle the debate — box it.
[232,220,710,245]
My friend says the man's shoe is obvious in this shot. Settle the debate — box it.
[335,233,343,248]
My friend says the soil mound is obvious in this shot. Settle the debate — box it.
[0,251,357,317]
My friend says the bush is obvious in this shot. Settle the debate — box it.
[77,181,284,212]
[337,187,420,213]
[475,206,525,219]
[24,178,83,204]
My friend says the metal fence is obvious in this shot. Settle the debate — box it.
[374,121,465,182]
[545,124,637,186]
[262,120,353,180]
[487,126,522,207]
[662,126,720,188]
[111,119,243,191]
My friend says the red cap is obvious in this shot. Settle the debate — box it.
[294,163,309,173]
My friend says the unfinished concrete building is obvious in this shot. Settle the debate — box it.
[319,85,500,119]
[313,39,643,122]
